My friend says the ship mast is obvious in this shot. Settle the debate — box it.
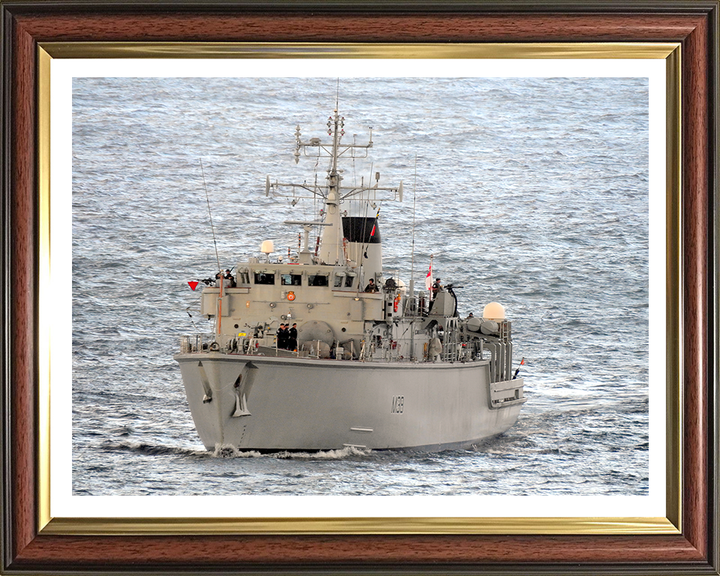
[320,107,345,266]
[265,107,403,266]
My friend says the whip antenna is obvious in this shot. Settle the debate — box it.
[410,154,418,284]
[410,154,417,279]
[409,155,418,352]
[200,158,222,273]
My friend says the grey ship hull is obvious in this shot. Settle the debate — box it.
[175,351,525,451]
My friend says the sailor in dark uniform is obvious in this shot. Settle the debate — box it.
[429,278,442,312]
[364,278,379,293]
[288,323,298,351]
[277,323,288,349]
[431,278,443,299]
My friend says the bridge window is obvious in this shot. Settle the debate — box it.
[254,273,275,285]
[281,274,302,286]
[308,274,329,287]
[345,275,355,288]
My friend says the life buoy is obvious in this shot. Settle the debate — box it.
[209,342,220,352]
[287,291,296,301]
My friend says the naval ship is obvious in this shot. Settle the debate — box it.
[175,108,526,452]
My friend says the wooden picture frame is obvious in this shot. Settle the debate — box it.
[2,1,717,573]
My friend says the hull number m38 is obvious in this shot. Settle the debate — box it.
[391,395,405,414]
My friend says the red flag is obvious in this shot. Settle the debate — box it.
[188,281,199,291]
[425,263,433,291]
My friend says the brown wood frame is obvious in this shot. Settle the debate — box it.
[1,1,718,574]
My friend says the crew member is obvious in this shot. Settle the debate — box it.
[429,278,442,313]
[431,278,443,300]
[288,323,298,351]
[277,323,287,349]
[364,278,379,293]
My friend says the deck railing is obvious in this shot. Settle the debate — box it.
[179,333,250,354]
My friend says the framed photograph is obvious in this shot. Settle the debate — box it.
[2,2,717,574]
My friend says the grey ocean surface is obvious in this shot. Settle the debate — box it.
[72,77,649,496]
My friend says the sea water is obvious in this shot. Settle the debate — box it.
[71,76,649,496]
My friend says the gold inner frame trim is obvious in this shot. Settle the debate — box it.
[38,46,52,532]
[42,516,678,536]
[41,41,679,59]
[37,42,682,537]
[664,44,682,533]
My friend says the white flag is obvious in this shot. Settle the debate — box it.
[425,262,433,291]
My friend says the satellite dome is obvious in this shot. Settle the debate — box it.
[482,302,506,321]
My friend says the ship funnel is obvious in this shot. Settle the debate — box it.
[260,240,275,254]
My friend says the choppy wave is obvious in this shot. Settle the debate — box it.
[100,440,208,458]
